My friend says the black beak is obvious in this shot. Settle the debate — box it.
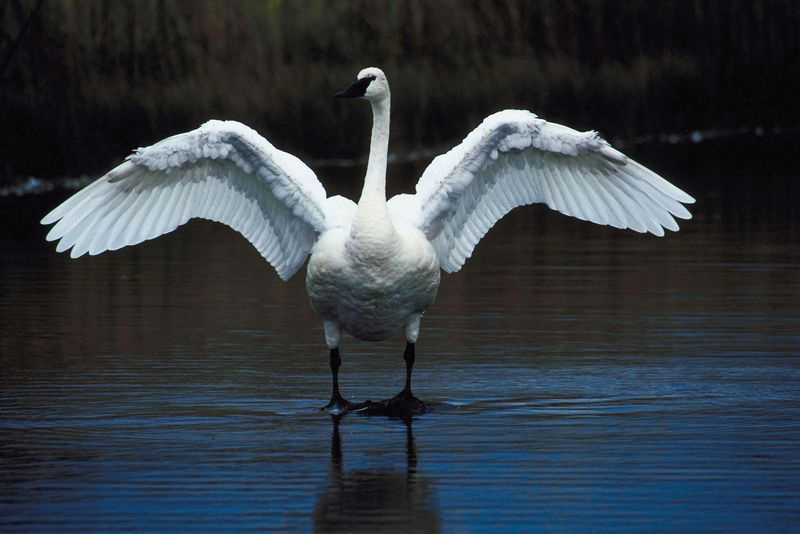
[334,76,375,98]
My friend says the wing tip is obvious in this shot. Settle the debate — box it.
[40,212,60,226]
[44,225,63,242]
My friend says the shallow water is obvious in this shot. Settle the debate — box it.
[1,138,799,531]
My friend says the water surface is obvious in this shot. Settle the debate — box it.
[1,138,799,531]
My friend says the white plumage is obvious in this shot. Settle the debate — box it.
[42,120,328,280]
[42,67,694,415]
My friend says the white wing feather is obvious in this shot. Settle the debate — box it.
[41,120,329,280]
[411,110,695,272]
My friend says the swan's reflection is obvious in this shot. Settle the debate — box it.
[312,417,441,533]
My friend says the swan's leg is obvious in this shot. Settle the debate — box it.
[322,348,352,414]
[321,320,360,414]
[401,313,423,397]
[377,342,426,416]
[359,341,425,418]
[391,314,426,413]
[402,342,416,394]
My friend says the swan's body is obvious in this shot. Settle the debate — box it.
[42,67,694,415]
[307,221,439,344]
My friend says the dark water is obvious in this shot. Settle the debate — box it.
[2,138,799,531]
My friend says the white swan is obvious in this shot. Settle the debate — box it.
[41,67,694,416]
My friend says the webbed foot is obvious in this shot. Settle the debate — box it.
[386,389,427,417]
[360,389,426,418]
[322,395,368,415]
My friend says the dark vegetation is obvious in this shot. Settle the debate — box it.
[1,0,798,184]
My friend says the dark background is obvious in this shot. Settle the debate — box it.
[1,0,798,184]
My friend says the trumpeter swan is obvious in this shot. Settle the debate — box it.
[41,67,694,416]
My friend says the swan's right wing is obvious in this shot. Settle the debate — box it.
[412,110,694,272]
[42,120,329,280]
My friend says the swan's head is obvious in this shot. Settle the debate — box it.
[335,67,389,102]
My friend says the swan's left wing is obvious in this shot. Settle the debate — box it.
[411,110,695,272]
[41,120,329,280]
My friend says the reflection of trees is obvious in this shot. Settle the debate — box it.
[312,417,440,534]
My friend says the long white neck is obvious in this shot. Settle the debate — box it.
[348,93,397,259]
[359,96,390,205]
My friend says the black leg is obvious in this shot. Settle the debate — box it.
[330,347,342,398]
[402,342,415,394]
[322,348,354,414]
[380,342,426,417]
[327,343,426,418]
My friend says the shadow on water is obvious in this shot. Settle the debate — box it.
[313,417,440,533]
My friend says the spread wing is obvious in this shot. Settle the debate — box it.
[41,120,330,280]
[410,110,695,272]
